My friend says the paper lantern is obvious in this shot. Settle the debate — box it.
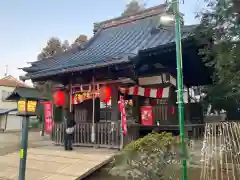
[99,86,111,103]
[53,90,65,106]
[17,99,38,116]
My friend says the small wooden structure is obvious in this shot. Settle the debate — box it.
[21,4,211,149]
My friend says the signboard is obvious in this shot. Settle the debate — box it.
[43,101,54,133]
[72,85,111,104]
[73,92,94,104]
[118,96,127,135]
[140,106,154,126]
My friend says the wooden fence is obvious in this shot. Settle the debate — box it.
[52,122,122,149]
[51,121,140,149]
[51,121,204,150]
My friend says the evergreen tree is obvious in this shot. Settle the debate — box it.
[196,0,240,115]
[38,37,64,60]
[122,0,145,16]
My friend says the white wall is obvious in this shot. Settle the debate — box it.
[5,112,23,131]
[0,86,16,109]
[0,114,7,130]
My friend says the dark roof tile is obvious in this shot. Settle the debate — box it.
[23,9,196,79]
[6,87,48,101]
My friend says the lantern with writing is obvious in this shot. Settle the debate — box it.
[99,86,111,103]
[17,99,38,116]
[53,90,65,107]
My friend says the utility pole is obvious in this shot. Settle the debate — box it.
[4,65,8,77]
[172,0,187,179]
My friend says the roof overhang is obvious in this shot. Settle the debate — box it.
[0,108,17,115]
[23,55,133,81]
[6,87,49,101]
[137,39,213,86]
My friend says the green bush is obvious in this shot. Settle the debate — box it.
[109,132,189,180]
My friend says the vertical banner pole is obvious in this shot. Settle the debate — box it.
[91,77,96,143]
[120,111,124,149]
[69,81,72,112]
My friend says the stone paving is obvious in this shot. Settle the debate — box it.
[0,131,116,180]
[0,147,116,180]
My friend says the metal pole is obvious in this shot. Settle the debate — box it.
[91,77,96,143]
[41,119,45,136]
[18,116,29,180]
[172,0,188,179]
[69,81,73,112]
[120,115,123,149]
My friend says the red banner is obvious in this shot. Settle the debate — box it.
[43,101,54,133]
[118,96,127,135]
[140,106,154,126]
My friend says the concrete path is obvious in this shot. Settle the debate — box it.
[0,147,116,180]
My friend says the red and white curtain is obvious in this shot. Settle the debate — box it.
[71,85,170,105]
[119,86,169,98]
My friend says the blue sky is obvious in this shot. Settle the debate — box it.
[0,0,205,81]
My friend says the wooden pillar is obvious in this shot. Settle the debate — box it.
[111,85,119,121]
[132,96,140,123]
[187,88,190,103]
[94,98,100,122]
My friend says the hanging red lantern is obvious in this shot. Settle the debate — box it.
[53,90,65,106]
[99,86,111,103]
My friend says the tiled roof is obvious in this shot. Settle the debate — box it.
[0,75,29,87]
[6,87,48,101]
[23,5,196,79]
